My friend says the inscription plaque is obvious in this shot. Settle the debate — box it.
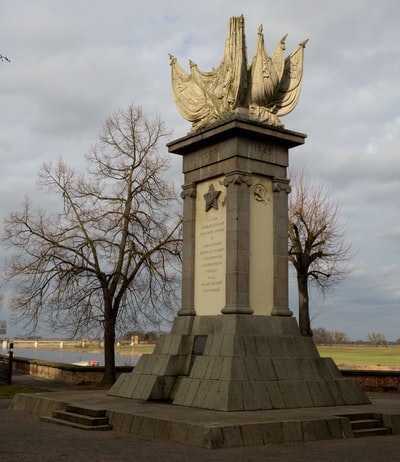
[194,179,226,315]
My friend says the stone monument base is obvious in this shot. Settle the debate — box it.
[109,315,370,411]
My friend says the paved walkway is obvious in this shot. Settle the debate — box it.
[3,373,400,461]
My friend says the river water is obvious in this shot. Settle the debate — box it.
[0,345,140,367]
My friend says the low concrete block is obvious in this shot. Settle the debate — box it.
[255,357,277,381]
[267,337,290,356]
[254,335,272,356]
[134,353,186,377]
[108,373,133,398]
[271,357,290,380]
[154,334,191,355]
[149,376,176,400]
[117,372,137,397]
[283,358,305,380]
[382,414,400,434]
[327,417,353,439]
[171,377,191,405]
[229,357,248,381]
[209,356,225,380]
[240,335,259,356]
[282,420,303,442]
[292,380,314,408]
[128,414,144,434]
[127,375,151,399]
[190,356,211,379]
[163,355,187,376]
[207,380,230,410]
[293,336,320,357]
[120,413,135,433]
[278,381,299,408]
[154,419,172,440]
[243,381,272,410]
[240,423,264,446]
[303,419,332,441]
[337,378,371,405]
[192,316,218,335]
[225,381,244,411]
[173,377,200,406]
[203,333,223,356]
[295,358,315,378]
[184,424,209,447]
[131,354,150,374]
[170,315,194,335]
[220,425,244,448]
[191,379,212,408]
[301,420,319,441]
[307,380,334,407]
[311,358,334,378]
[325,379,346,406]
[202,427,225,449]
[140,416,156,438]
[168,421,190,444]
[259,421,283,443]
[9,394,28,411]
[243,357,263,381]
[108,410,130,432]
[264,381,286,409]
[219,334,236,356]
[324,357,344,378]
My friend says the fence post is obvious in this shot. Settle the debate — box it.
[7,342,13,385]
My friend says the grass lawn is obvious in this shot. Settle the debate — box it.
[0,384,48,398]
[318,345,400,370]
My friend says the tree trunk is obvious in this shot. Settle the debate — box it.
[297,273,313,336]
[102,305,117,386]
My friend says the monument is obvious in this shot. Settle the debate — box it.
[109,16,369,411]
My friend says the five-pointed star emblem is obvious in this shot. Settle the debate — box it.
[203,184,221,212]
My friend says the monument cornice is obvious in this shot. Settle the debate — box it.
[167,114,307,156]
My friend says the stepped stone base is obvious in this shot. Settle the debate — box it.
[108,315,370,411]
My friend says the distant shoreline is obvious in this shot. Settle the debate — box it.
[2,340,156,357]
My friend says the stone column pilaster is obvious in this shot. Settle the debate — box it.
[178,183,197,316]
[271,178,293,316]
[221,171,253,314]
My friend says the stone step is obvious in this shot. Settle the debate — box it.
[344,412,377,421]
[65,404,107,418]
[352,427,392,438]
[53,410,110,427]
[40,415,112,431]
[40,405,112,431]
[350,418,381,431]
[339,413,392,438]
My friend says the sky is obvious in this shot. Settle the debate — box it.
[0,0,399,341]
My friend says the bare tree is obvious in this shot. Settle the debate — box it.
[331,331,350,344]
[367,332,387,346]
[2,104,182,385]
[312,327,333,344]
[312,327,349,345]
[288,168,352,337]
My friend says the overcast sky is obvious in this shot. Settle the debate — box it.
[1,0,399,341]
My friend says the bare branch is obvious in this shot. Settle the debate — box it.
[288,167,352,336]
[2,103,182,385]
